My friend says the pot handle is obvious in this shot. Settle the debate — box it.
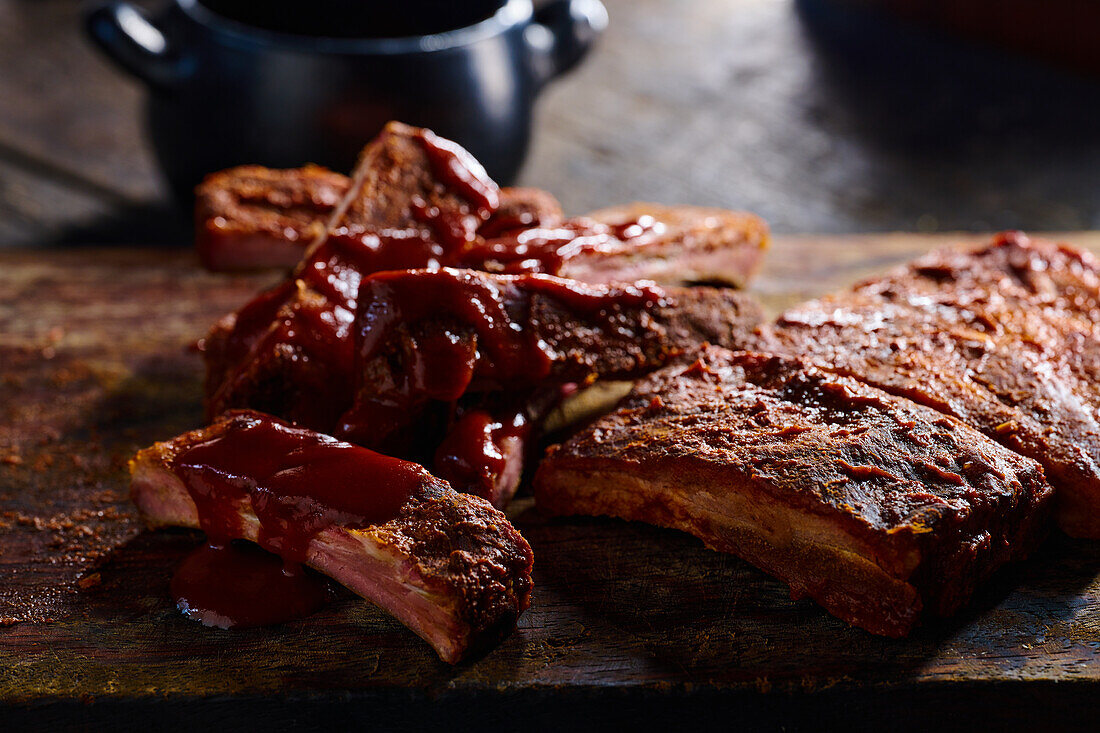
[84,2,189,90]
[527,0,608,88]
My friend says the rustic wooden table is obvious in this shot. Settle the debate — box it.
[3,235,1100,731]
[3,0,1100,730]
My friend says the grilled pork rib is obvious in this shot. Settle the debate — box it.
[535,348,1053,636]
[568,202,768,287]
[130,411,534,663]
[763,232,1100,538]
[195,164,351,272]
[341,268,764,504]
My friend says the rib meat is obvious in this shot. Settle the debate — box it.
[194,160,565,272]
[130,411,534,663]
[342,268,765,505]
[195,164,350,272]
[564,202,768,287]
[762,232,1100,537]
[535,347,1053,636]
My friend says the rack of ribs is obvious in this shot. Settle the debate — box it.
[761,232,1100,538]
[535,347,1053,636]
[200,123,766,505]
[130,411,534,664]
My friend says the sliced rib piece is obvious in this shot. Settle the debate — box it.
[763,232,1100,538]
[349,270,764,410]
[535,348,1053,637]
[339,268,765,504]
[563,203,768,287]
[325,121,501,249]
[195,165,350,272]
[130,411,534,664]
[460,206,768,285]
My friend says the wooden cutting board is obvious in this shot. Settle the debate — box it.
[2,234,1099,731]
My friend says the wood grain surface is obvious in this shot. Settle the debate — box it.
[2,233,1099,731]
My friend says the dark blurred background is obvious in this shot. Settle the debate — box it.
[1,0,1099,246]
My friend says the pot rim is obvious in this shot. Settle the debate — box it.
[177,0,533,55]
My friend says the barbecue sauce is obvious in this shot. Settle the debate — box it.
[434,408,529,501]
[416,129,500,218]
[168,411,428,628]
[171,542,331,629]
[209,124,664,434]
[205,125,670,502]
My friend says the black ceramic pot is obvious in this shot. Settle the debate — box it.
[84,0,607,201]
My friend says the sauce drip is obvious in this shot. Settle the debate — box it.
[209,228,450,431]
[168,411,430,628]
[416,128,500,216]
[171,542,331,629]
[434,408,529,499]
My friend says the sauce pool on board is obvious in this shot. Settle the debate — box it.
[171,541,332,629]
[167,411,431,628]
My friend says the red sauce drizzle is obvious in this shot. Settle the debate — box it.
[416,128,500,216]
[209,228,453,430]
[168,411,429,628]
[207,130,669,500]
[212,201,664,434]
